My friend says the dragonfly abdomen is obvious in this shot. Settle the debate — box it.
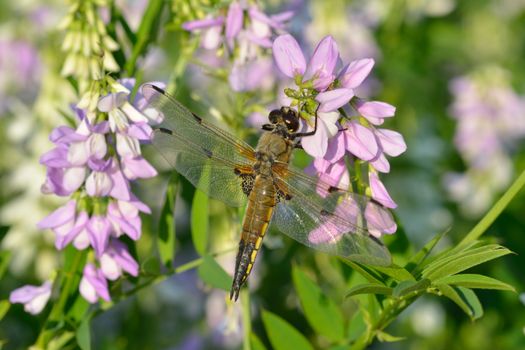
[230,175,276,300]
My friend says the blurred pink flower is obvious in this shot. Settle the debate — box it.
[9,281,52,315]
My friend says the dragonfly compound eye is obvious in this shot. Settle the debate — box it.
[281,108,299,132]
[268,109,282,124]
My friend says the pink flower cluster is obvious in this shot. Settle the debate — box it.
[10,80,161,311]
[273,34,407,236]
[183,1,292,92]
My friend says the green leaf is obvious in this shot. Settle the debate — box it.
[197,255,231,291]
[261,310,314,350]
[434,274,515,292]
[250,333,267,350]
[436,284,483,320]
[392,279,430,298]
[373,264,415,282]
[191,189,209,255]
[423,245,512,280]
[158,175,178,268]
[0,300,10,321]
[345,283,393,297]
[292,267,345,342]
[376,330,405,342]
[76,317,91,350]
[342,260,384,284]
[406,229,449,272]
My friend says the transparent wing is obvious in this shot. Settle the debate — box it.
[271,163,393,266]
[143,84,256,207]
[142,84,257,166]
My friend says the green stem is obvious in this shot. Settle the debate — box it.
[125,0,164,76]
[35,250,87,348]
[241,288,251,350]
[459,168,525,247]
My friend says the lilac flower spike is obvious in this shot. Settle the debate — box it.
[272,33,405,238]
[272,34,306,78]
[35,80,159,305]
[9,281,52,315]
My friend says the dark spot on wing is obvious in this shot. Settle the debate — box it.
[157,127,173,135]
[320,209,331,216]
[191,112,203,123]
[202,147,213,158]
[150,84,166,94]
[328,186,342,193]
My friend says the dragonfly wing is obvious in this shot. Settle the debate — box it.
[143,84,256,207]
[142,84,257,166]
[271,163,392,266]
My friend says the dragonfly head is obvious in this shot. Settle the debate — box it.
[267,107,299,133]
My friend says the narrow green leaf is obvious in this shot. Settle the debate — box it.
[292,267,345,342]
[437,284,483,320]
[197,255,231,291]
[406,229,449,272]
[261,310,314,350]
[345,284,393,298]
[459,168,525,246]
[423,245,512,280]
[0,225,9,243]
[457,287,483,320]
[191,189,209,255]
[158,176,178,268]
[373,264,415,282]
[376,330,405,342]
[0,300,10,321]
[392,279,430,298]
[76,317,91,350]
[250,333,267,350]
[434,274,515,292]
[341,260,384,284]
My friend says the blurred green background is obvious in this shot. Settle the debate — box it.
[1,0,524,349]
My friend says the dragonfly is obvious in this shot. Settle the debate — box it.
[142,84,394,301]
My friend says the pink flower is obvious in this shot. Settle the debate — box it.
[9,281,52,315]
[87,215,112,256]
[369,171,397,209]
[300,111,339,158]
[344,121,379,161]
[308,196,360,244]
[356,100,396,125]
[304,35,339,91]
[79,264,111,303]
[100,240,139,280]
[365,202,397,237]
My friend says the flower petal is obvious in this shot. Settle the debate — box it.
[182,17,224,31]
[316,88,354,112]
[304,35,339,89]
[365,202,397,237]
[369,171,397,209]
[370,152,390,173]
[38,200,76,229]
[338,58,374,89]
[325,131,346,163]
[225,1,243,39]
[344,122,379,161]
[375,129,407,157]
[357,101,395,119]
[272,34,306,78]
